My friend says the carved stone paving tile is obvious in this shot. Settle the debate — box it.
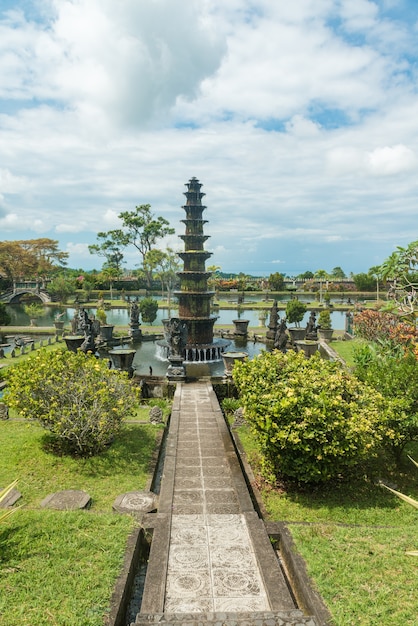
[176,458,201,467]
[171,513,203,528]
[210,545,257,569]
[212,568,263,597]
[174,475,203,490]
[201,457,228,467]
[205,501,241,514]
[200,449,225,458]
[170,524,208,546]
[202,465,231,477]
[207,522,250,546]
[203,475,233,489]
[172,503,204,515]
[165,570,212,598]
[214,596,269,612]
[205,490,238,506]
[173,490,203,506]
[167,544,209,571]
[164,593,214,613]
[173,467,201,479]
[207,513,244,526]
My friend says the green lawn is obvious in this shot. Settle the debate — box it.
[236,426,418,626]
[0,418,164,625]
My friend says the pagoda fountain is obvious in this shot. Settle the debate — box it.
[160,177,229,362]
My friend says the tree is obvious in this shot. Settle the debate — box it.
[0,302,11,327]
[47,275,74,303]
[314,269,329,303]
[352,272,376,291]
[118,205,175,286]
[5,349,140,455]
[297,271,314,280]
[268,272,285,291]
[331,266,346,279]
[88,230,125,272]
[139,297,159,324]
[99,266,121,301]
[0,239,68,283]
[378,240,418,316]
[285,299,307,327]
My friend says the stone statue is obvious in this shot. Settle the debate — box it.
[305,311,318,340]
[167,318,188,359]
[130,302,140,325]
[274,317,288,352]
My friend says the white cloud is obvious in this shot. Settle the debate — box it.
[366,144,417,175]
[0,0,417,276]
[0,213,19,230]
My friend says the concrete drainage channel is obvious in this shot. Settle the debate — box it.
[106,401,332,626]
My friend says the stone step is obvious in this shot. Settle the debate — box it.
[132,610,318,626]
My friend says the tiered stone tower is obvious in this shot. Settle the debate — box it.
[174,177,228,361]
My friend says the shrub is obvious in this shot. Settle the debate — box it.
[353,310,417,353]
[285,299,307,327]
[5,349,140,455]
[354,344,418,461]
[139,297,158,324]
[233,350,388,484]
[0,302,11,326]
[318,309,332,329]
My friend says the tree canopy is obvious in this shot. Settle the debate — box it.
[0,239,68,284]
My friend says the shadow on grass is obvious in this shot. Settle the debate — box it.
[40,423,163,479]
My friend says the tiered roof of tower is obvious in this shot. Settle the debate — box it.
[175,177,216,346]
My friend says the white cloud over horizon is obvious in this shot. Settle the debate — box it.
[0,0,417,277]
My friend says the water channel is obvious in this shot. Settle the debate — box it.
[3,302,352,377]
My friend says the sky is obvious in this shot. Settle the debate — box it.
[0,0,417,277]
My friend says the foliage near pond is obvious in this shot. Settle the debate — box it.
[5,348,141,455]
[233,350,390,483]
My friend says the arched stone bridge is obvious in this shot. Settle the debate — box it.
[0,288,52,304]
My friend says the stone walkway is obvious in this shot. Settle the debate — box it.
[133,381,319,625]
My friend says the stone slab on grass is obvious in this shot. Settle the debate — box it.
[40,489,91,510]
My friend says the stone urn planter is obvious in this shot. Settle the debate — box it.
[54,321,65,336]
[287,327,306,344]
[232,319,249,336]
[294,340,319,358]
[108,349,136,373]
[222,351,248,376]
[99,324,114,341]
[317,328,334,342]
[63,335,85,353]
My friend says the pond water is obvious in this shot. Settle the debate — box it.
[5,303,349,330]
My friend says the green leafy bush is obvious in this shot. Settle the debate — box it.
[285,299,307,327]
[5,349,140,455]
[233,350,388,484]
[354,344,418,460]
[139,297,158,324]
[318,308,332,329]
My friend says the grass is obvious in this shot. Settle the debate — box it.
[329,337,366,368]
[235,425,418,626]
[0,418,164,625]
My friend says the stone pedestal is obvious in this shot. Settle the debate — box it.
[109,349,136,374]
[288,327,306,344]
[294,340,319,358]
[232,319,249,336]
[167,356,186,380]
[99,324,114,341]
[129,324,142,342]
[222,351,248,377]
[63,335,85,352]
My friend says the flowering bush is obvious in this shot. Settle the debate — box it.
[233,350,389,484]
[354,309,417,354]
[5,349,140,455]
